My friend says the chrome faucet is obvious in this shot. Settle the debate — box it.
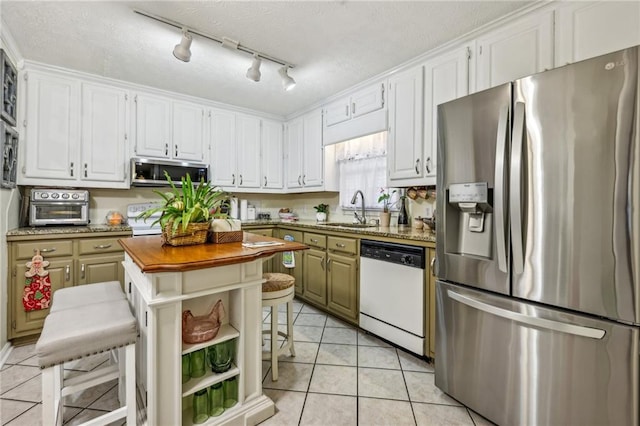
[350,190,366,224]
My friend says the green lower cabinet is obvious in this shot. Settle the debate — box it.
[276,229,304,296]
[326,252,358,322]
[303,248,327,306]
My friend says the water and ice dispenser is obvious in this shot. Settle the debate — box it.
[445,182,493,258]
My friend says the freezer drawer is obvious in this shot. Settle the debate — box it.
[436,281,639,426]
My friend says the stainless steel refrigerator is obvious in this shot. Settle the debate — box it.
[435,46,639,425]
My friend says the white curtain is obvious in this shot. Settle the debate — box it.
[337,132,395,210]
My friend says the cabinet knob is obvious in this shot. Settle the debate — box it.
[94,244,112,249]
[70,162,74,177]
[65,265,70,281]
[326,258,332,270]
[175,145,178,157]
[81,263,85,279]
[298,175,302,186]
[336,243,345,248]
[239,174,243,185]
[302,175,306,185]
[264,176,267,186]
[425,157,432,174]
[232,174,235,185]
[84,163,88,178]
[415,159,420,175]
[165,143,168,156]
[35,248,56,253]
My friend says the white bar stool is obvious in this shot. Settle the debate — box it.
[36,298,137,426]
[262,272,296,381]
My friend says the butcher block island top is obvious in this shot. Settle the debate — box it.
[119,232,308,426]
[118,232,308,273]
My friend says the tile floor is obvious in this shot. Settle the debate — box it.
[1,298,494,425]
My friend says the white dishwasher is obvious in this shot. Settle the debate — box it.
[359,240,425,355]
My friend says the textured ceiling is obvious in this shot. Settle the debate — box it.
[1,1,531,117]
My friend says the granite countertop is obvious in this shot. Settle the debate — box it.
[6,220,436,243]
[242,219,436,243]
[7,224,132,237]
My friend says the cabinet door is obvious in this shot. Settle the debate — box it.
[285,117,304,189]
[423,47,470,182]
[324,97,351,127]
[277,229,304,295]
[261,119,284,189]
[236,115,261,188]
[77,254,124,286]
[303,248,327,305]
[172,101,205,162]
[351,83,385,118]
[211,110,237,187]
[246,228,274,272]
[12,258,73,337]
[475,10,554,91]
[555,1,640,66]
[24,71,80,181]
[326,252,358,322]
[388,66,424,181]
[134,93,172,158]
[302,109,323,188]
[81,83,128,183]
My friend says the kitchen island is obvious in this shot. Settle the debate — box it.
[118,232,307,426]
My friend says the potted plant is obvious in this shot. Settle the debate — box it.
[377,188,396,227]
[313,203,329,222]
[138,171,230,246]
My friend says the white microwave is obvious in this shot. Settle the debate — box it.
[130,157,209,187]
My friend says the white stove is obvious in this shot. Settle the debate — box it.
[127,202,163,236]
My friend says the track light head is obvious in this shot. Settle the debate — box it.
[246,54,262,82]
[173,31,192,62]
[278,66,296,91]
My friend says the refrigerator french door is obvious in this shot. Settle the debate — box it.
[435,46,640,425]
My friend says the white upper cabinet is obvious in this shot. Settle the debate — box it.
[81,82,128,183]
[210,110,268,191]
[236,114,261,189]
[172,101,205,162]
[210,109,238,188]
[24,71,80,182]
[555,1,640,66]
[387,66,424,182]
[324,83,385,126]
[261,119,284,190]
[133,93,171,159]
[475,10,554,91]
[22,70,129,188]
[422,46,470,184]
[286,108,324,191]
[134,93,205,162]
[323,82,387,145]
[302,109,323,188]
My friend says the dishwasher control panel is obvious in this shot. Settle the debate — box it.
[360,240,425,269]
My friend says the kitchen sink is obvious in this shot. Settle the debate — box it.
[318,222,377,228]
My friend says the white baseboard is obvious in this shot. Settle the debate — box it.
[0,342,12,368]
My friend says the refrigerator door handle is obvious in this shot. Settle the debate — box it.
[510,102,526,274]
[447,290,606,339]
[494,105,509,272]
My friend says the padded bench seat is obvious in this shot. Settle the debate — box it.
[49,281,125,313]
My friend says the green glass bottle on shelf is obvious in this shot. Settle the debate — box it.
[223,376,238,408]
[209,382,225,417]
[192,388,209,424]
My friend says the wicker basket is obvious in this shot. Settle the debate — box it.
[209,230,243,244]
[162,222,210,246]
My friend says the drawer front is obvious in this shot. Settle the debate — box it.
[279,229,303,242]
[15,240,73,259]
[327,236,357,255]
[304,232,327,249]
[78,237,123,255]
[247,228,273,238]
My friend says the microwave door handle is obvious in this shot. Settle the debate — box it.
[494,105,509,273]
[510,102,526,274]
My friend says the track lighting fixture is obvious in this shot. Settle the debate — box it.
[246,54,262,82]
[134,9,296,90]
[279,66,296,91]
[173,30,192,62]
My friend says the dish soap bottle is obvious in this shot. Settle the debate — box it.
[397,192,409,228]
